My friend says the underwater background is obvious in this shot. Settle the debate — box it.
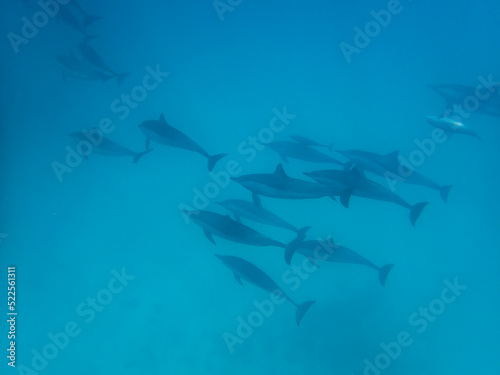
[1,0,500,374]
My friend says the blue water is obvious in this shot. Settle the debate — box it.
[1,0,500,374]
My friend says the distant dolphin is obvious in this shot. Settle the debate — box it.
[69,0,102,28]
[79,42,129,86]
[216,198,310,236]
[232,164,342,202]
[56,53,115,83]
[215,254,315,326]
[337,149,452,202]
[182,209,307,252]
[69,132,153,163]
[138,114,227,171]
[286,238,393,286]
[268,141,343,165]
[429,84,500,117]
[290,135,333,151]
[305,168,428,226]
[57,6,96,40]
[425,116,482,141]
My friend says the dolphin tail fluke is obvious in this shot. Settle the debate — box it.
[378,264,394,286]
[439,185,452,203]
[296,226,311,240]
[116,72,130,86]
[208,153,227,171]
[296,300,315,326]
[83,15,102,28]
[409,202,428,226]
[133,148,154,163]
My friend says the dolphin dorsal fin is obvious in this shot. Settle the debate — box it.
[274,164,287,177]
[159,113,166,124]
[252,192,262,209]
[385,151,400,166]
[349,166,364,179]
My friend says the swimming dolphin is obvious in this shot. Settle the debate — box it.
[425,116,482,141]
[181,209,307,252]
[69,132,153,163]
[215,254,315,326]
[56,53,116,83]
[290,135,334,151]
[429,83,500,117]
[216,198,310,236]
[232,164,342,202]
[286,238,393,286]
[337,149,452,202]
[268,141,343,165]
[79,42,129,86]
[57,6,96,40]
[304,168,428,226]
[69,0,102,28]
[138,114,227,171]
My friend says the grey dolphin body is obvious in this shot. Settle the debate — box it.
[305,168,428,226]
[216,198,310,236]
[56,54,114,83]
[268,141,343,165]
[429,83,500,117]
[290,135,333,151]
[215,255,315,326]
[232,164,342,201]
[79,42,129,86]
[57,6,96,39]
[425,116,482,141]
[69,132,153,163]
[182,209,307,251]
[286,239,393,286]
[337,149,452,202]
[138,114,227,171]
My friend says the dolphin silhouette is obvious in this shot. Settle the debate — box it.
[215,254,315,326]
[268,141,343,165]
[79,42,129,86]
[139,114,227,171]
[425,116,482,141]
[290,135,333,151]
[56,53,115,83]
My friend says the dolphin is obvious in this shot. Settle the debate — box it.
[337,149,452,202]
[138,114,227,171]
[181,209,307,258]
[69,0,102,28]
[79,42,129,86]
[268,141,343,165]
[56,53,115,83]
[425,116,482,141]
[285,238,393,286]
[290,135,333,151]
[57,6,96,40]
[232,164,342,202]
[216,198,310,236]
[215,254,315,326]
[69,132,153,163]
[429,84,500,117]
[304,168,428,226]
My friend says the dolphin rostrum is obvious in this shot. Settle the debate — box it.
[69,132,153,163]
[425,116,482,141]
[304,168,428,226]
[139,114,227,171]
[268,141,343,165]
[215,254,316,326]
[232,164,342,202]
[216,198,310,236]
[285,237,393,286]
[337,149,452,202]
[290,135,333,151]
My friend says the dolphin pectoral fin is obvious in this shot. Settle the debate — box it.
[207,153,227,172]
[439,185,452,203]
[280,153,289,163]
[252,192,263,209]
[204,230,216,245]
[340,189,353,208]
[133,148,153,163]
[296,300,316,326]
[145,138,151,150]
[327,143,334,152]
[307,258,319,268]
[378,264,394,287]
[409,202,428,226]
[343,161,354,171]
[233,214,242,223]
[233,272,244,286]
[115,72,130,86]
